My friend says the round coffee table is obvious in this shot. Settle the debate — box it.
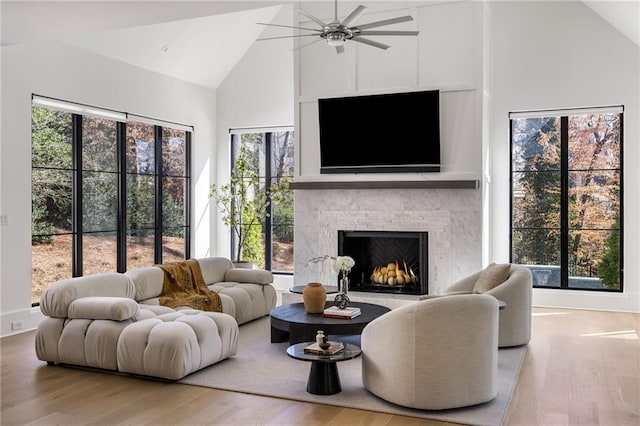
[270,301,390,344]
[286,341,361,395]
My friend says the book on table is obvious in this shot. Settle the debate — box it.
[304,341,345,355]
[323,306,361,319]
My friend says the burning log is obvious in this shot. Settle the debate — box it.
[370,260,418,286]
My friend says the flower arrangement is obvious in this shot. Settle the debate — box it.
[306,255,355,279]
[306,255,355,309]
[331,256,355,277]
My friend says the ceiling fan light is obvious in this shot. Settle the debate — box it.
[326,32,345,46]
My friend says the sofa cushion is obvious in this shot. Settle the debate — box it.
[209,282,276,324]
[473,263,511,294]
[198,257,234,284]
[224,268,273,285]
[68,297,139,321]
[40,273,136,318]
[125,266,164,302]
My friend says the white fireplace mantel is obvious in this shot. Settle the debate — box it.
[289,180,479,190]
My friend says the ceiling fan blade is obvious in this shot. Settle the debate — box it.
[292,38,324,52]
[351,36,390,50]
[354,15,414,30]
[298,8,328,28]
[257,34,319,41]
[341,5,367,27]
[256,22,322,32]
[335,45,345,54]
[357,30,419,36]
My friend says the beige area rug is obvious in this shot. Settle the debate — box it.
[179,317,527,426]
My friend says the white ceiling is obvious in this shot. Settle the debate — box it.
[583,1,639,48]
[0,1,290,89]
[1,1,638,90]
[0,1,289,45]
[61,6,284,89]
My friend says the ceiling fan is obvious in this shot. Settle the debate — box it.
[256,0,419,54]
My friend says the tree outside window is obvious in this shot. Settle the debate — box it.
[218,129,294,273]
[511,109,622,291]
[31,101,191,304]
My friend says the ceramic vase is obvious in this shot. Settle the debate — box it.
[303,282,327,313]
[232,261,255,269]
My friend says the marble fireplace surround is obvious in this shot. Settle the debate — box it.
[293,181,483,298]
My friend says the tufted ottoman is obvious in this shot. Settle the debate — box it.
[117,309,239,380]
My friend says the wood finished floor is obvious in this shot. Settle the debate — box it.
[1,306,638,426]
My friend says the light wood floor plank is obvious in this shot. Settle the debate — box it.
[2,307,638,426]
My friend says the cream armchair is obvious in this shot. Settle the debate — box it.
[361,294,499,410]
[445,263,533,347]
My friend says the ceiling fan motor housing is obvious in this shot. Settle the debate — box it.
[323,24,354,46]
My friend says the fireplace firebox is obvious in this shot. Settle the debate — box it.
[338,230,428,295]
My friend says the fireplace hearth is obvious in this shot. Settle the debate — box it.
[338,230,428,295]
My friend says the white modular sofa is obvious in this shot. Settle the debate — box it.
[36,257,277,380]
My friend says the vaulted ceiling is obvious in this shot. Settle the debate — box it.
[1,1,637,89]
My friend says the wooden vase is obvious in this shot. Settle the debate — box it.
[303,282,327,313]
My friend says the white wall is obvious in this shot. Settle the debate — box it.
[487,1,640,312]
[215,4,295,290]
[0,40,217,336]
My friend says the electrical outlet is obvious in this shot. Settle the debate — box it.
[0,213,8,225]
[11,321,23,331]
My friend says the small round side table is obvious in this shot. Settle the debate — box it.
[286,341,361,395]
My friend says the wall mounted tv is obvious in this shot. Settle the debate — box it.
[318,89,440,174]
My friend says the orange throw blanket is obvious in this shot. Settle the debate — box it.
[157,259,223,312]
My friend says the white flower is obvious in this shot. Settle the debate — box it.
[331,256,355,274]
[305,255,355,275]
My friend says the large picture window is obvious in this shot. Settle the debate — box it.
[230,128,294,273]
[31,96,192,304]
[510,107,623,291]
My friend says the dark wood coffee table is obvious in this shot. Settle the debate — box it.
[270,301,390,344]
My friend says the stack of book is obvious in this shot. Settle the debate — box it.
[323,306,361,319]
[304,341,345,355]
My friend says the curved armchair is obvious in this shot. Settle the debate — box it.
[446,264,532,347]
[361,294,499,410]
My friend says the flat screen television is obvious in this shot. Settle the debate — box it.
[318,90,440,174]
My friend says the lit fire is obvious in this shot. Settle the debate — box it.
[370,260,418,286]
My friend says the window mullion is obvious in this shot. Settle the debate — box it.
[560,116,569,288]
[72,114,83,277]
[116,122,127,272]
[264,132,273,270]
[154,125,163,264]
[184,131,192,259]
[619,114,625,290]
[230,134,239,262]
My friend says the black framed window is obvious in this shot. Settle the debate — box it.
[230,128,294,273]
[31,96,192,304]
[510,107,623,291]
